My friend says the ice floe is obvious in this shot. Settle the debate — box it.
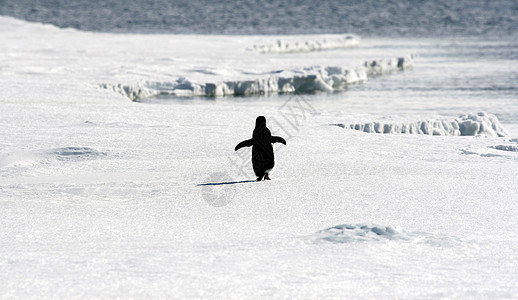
[249,35,360,54]
[101,55,413,100]
[334,112,509,137]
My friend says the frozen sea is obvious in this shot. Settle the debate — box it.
[1,1,518,298]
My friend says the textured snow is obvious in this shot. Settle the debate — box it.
[0,147,106,168]
[314,224,405,242]
[313,224,463,247]
[335,112,509,137]
[489,144,518,152]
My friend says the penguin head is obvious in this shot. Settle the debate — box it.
[255,116,266,128]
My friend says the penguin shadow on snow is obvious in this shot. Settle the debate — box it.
[197,180,256,186]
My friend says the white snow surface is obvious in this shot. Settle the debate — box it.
[1,16,518,299]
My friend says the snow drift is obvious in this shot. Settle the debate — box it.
[314,224,404,243]
[333,112,509,137]
[248,35,360,54]
[490,144,518,152]
[101,55,413,100]
[0,147,105,168]
[313,224,462,246]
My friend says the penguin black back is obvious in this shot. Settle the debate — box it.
[235,116,287,181]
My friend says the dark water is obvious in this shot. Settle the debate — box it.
[1,0,517,37]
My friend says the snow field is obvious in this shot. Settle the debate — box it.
[1,15,518,298]
[2,98,518,298]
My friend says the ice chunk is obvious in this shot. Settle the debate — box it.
[457,112,509,137]
[363,55,413,76]
[336,112,509,137]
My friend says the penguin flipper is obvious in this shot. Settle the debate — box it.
[271,136,286,145]
[235,139,253,151]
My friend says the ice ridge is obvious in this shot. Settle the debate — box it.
[101,55,413,100]
[248,35,360,54]
[334,112,509,137]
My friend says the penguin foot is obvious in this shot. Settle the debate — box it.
[264,174,271,180]
[256,175,264,181]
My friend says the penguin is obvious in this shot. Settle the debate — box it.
[235,116,286,181]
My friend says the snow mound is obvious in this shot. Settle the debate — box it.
[335,112,509,137]
[101,56,413,100]
[459,148,505,158]
[50,147,106,161]
[489,145,518,152]
[249,35,360,54]
[0,147,105,168]
[314,224,462,246]
[315,224,403,243]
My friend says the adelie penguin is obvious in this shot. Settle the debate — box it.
[235,116,287,181]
